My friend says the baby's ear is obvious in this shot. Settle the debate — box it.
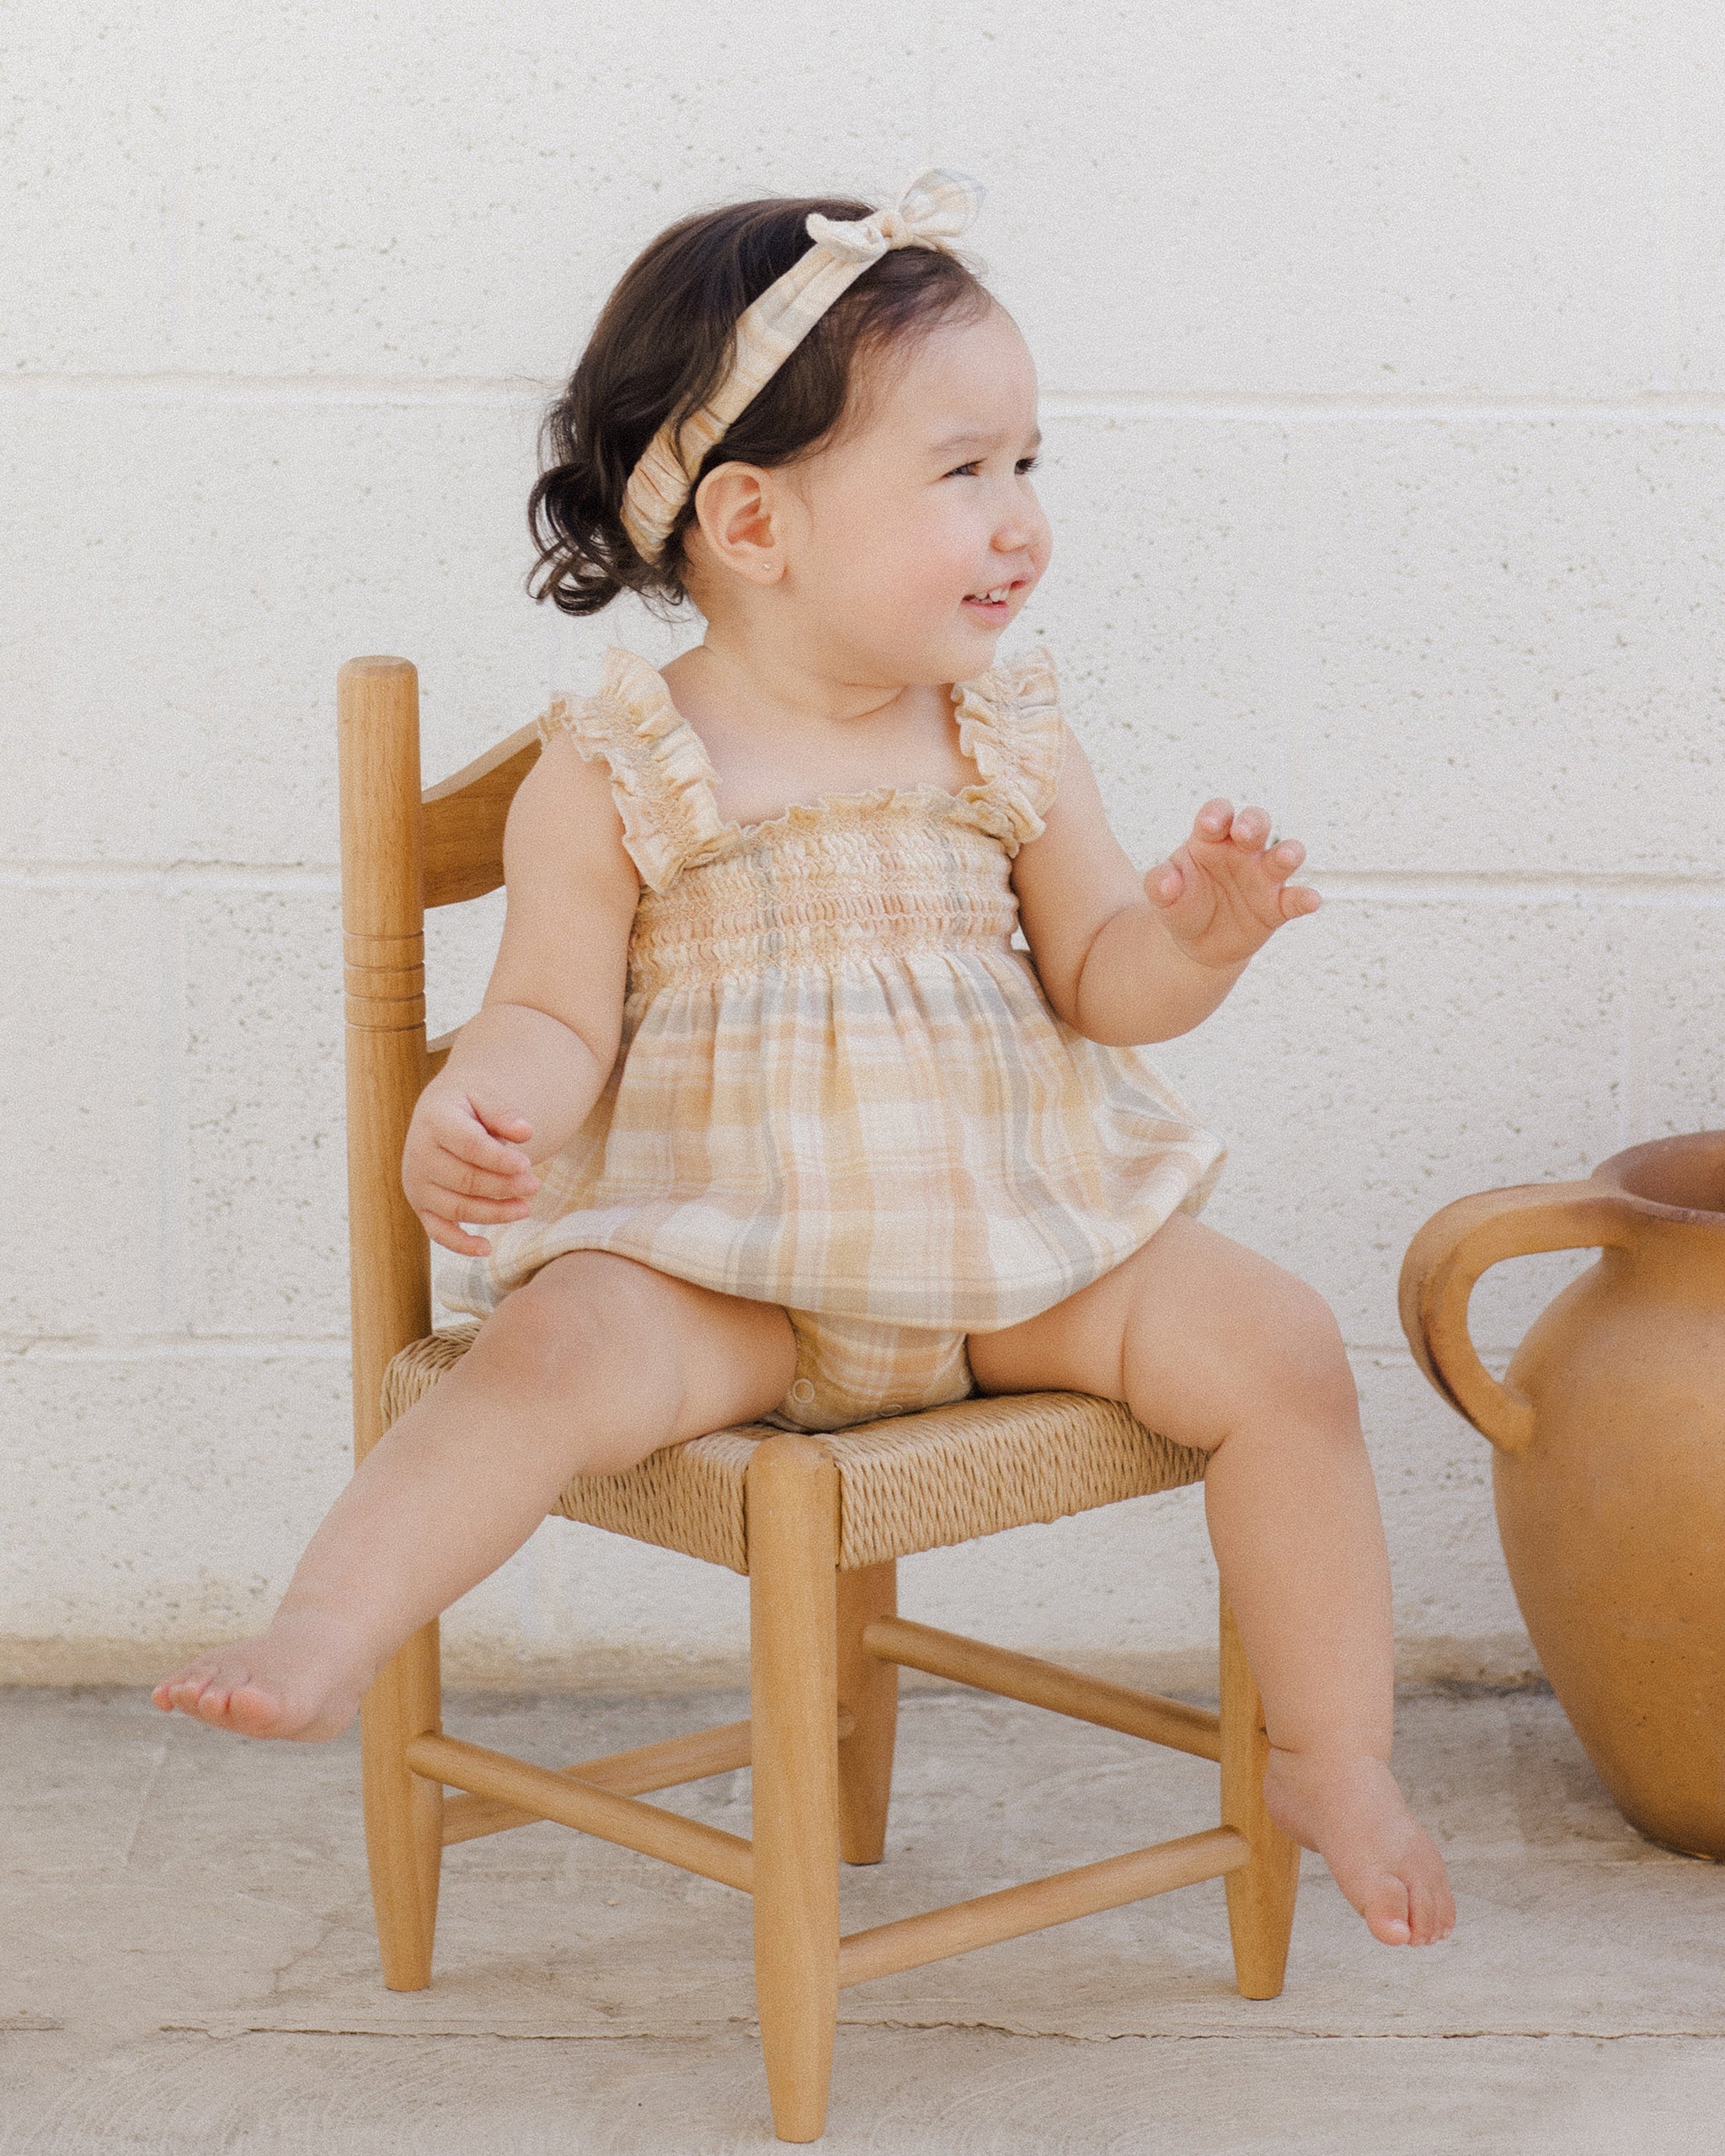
[691,464,785,585]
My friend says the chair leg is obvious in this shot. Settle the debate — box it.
[748,1435,842,2144]
[360,1616,445,1991]
[1218,1588,1300,1999]
[836,1560,898,1865]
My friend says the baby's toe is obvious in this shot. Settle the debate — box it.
[193,1678,238,1725]
[1405,1843,1455,1945]
[1421,1871,1458,1945]
[222,1681,289,1739]
[153,1657,199,1700]
[1362,1875,1413,1946]
[155,1668,210,1715]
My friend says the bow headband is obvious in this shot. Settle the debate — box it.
[619,168,985,565]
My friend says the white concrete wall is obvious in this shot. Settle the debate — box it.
[4,1,1721,1689]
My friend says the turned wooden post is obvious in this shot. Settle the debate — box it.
[748,1435,842,2143]
[1218,1588,1300,1998]
[835,1560,898,1864]
[339,655,444,1990]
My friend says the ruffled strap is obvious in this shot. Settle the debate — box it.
[537,648,727,892]
[950,642,1065,852]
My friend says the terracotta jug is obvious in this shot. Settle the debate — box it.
[1400,1130,1725,1860]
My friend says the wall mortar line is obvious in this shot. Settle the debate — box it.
[154,889,188,1337]
[0,865,341,891]
[8,376,1725,425]
[8,863,1721,899]
[5,1335,352,1362]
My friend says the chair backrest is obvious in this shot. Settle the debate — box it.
[418,718,542,1070]
[337,655,541,1463]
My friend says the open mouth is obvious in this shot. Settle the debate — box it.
[963,580,1020,616]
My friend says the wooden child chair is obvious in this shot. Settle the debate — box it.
[338,654,1300,2143]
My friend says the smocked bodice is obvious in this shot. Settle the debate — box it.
[626,803,1023,997]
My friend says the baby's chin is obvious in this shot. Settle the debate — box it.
[814,608,1014,691]
[910,614,1018,683]
[950,612,1019,675]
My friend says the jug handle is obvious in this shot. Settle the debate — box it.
[1398,1182,1637,1454]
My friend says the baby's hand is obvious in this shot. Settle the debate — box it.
[402,1086,540,1257]
[1146,800,1320,969]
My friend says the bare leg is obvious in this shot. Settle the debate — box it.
[969,1215,1455,1947]
[152,1253,797,1740]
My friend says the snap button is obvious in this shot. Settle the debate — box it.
[790,1378,817,1405]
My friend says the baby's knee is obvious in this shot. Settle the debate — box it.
[475,1251,670,1399]
[1256,1273,1359,1430]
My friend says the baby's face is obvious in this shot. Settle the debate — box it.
[780,300,1051,686]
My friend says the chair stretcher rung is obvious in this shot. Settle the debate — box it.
[836,1827,1249,1989]
[863,1616,1223,1762]
[441,1718,756,1845]
[407,1732,754,1892]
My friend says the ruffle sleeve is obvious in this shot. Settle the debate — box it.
[537,647,728,893]
[950,643,1065,852]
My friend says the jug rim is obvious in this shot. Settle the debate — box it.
[1595,1130,1725,1225]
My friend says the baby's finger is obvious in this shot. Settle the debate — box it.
[416,1208,494,1257]
[467,1097,535,1146]
[435,1153,538,1203]
[438,1118,537,1180]
[1144,860,1185,907]
[1278,882,1322,921]
[423,1186,536,1224]
[1230,805,1272,852]
[1263,838,1306,884]
[1192,798,1234,843]
[432,1120,538,1180]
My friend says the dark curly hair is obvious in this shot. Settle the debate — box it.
[526,194,993,618]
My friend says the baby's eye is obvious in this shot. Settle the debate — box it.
[943,455,1043,479]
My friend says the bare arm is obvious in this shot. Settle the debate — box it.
[402,734,640,1255]
[1012,731,1319,1048]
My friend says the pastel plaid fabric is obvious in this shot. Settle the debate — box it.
[763,1310,975,1434]
[438,643,1225,1345]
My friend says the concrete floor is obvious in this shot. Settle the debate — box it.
[3,1681,1723,2154]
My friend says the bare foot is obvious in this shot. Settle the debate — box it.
[150,1609,375,1741]
[1264,1748,1455,1945]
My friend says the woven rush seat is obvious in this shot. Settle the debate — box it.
[383,1322,1208,1574]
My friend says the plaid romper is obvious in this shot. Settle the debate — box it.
[439,643,1224,1432]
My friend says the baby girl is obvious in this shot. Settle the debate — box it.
[156,171,1454,1950]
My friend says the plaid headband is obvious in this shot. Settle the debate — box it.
[619,168,985,564]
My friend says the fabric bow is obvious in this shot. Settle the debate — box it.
[806,168,985,264]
